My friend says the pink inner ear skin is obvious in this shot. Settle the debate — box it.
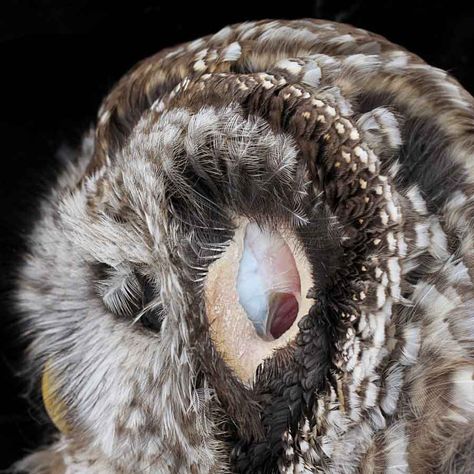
[268,292,299,339]
[238,222,302,340]
[205,217,313,384]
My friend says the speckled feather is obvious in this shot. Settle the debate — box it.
[14,19,474,473]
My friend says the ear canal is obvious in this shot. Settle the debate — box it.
[236,222,301,341]
[41,360,71,434]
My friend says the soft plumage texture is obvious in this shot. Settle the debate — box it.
[13,19,474,473]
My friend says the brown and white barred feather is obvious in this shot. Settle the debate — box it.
[14,19,474,473]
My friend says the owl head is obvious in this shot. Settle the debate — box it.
[15,20,474,473]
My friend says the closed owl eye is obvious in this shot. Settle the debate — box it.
[139,277,164,331]
[94,264,164,331]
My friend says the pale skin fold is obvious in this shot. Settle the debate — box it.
[204,218,313,384]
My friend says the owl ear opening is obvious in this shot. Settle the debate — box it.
[236,222,301,341]
[204,218,313,384]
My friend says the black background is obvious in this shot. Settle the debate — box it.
[1,0,473,468]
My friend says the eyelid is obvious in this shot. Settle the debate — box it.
[95,264,165,331]
[98,270,142,317]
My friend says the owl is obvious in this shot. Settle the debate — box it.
[13,19,474,473]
